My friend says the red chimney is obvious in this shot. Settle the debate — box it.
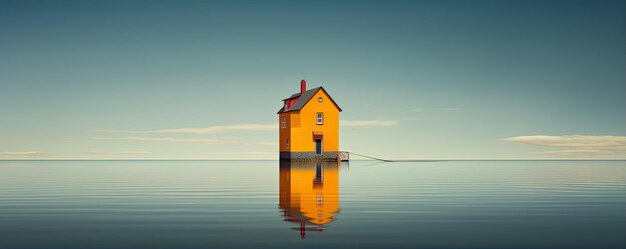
[300,80,306,94]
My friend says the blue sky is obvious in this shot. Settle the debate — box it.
[1,0,624,159]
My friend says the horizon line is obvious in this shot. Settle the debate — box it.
[0,159,625,162]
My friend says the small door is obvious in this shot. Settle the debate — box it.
[315,138,323,155]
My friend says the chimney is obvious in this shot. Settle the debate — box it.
[300,80,306,94]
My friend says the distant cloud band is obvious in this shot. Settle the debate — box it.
[85,150,151,155]
[501,135,626,157]
[340,119,399,127]
[91,137,237,145]
[95,124,276,135]
[95,120,399,135]
[0,152,55,157]
[410,107,461,112]
[0,152,44,155]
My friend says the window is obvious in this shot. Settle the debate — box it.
[316,112,323,125]
[281,117,286,128]
[316,194,324,208]
[286,139,289,149]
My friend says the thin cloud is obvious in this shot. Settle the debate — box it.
[256,142,279,146]
[0,152,47,155]
[95,120,400,133]
[91,137,238,145]
[196,151,274,155]
[0,152,56,157]
[85,150,152,155]
[193,151,275,159]
[539,149,618,157]
[410,107,461,112]
[95,124,276,135]
[341,119,399,128]
[501,135,626,157]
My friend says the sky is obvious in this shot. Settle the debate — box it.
[0,0,624,160]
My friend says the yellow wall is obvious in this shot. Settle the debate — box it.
[278,112,293,151]
[279,161,340,226]
[279,89,340,153]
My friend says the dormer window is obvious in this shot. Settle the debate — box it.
[281,117,286,128]
[316,112,323,125]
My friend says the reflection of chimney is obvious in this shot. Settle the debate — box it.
[300,80,306,94]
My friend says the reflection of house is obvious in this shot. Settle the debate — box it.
[279,160,340,239]
[277,80,342,161]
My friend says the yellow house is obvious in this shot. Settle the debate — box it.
[277,80,342,161]
[279,160,340,239]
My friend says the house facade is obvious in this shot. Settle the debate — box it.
[277,80,342,161]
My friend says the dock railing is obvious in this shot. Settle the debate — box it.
[338,151,349,161]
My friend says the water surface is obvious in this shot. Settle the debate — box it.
[1,160,625,249]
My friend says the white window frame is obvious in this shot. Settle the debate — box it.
[316,112,323,125]
[281,116,286,128]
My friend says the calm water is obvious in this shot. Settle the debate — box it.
[1,160,625,249]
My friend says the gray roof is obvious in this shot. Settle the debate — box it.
[277,87,342,114]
